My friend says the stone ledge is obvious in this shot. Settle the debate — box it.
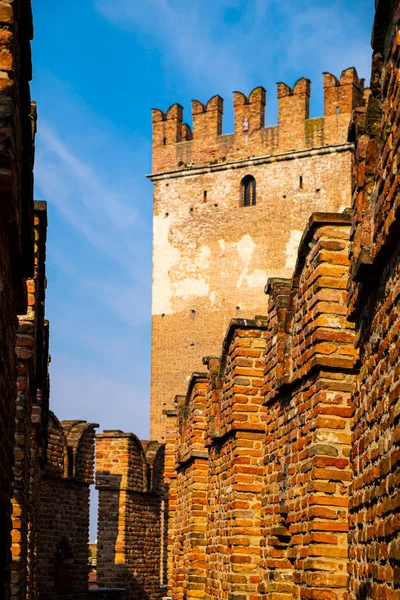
[148,143,354,181]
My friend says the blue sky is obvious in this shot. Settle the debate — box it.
[32,0,375,442]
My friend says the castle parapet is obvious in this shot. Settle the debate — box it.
[150,68,366,174]
[277,77,311,151]
[192,95,223,139]
[152,103,184,149]
[323,67,365,116]
[233,86,266,135]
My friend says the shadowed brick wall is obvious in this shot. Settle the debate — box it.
[347,1,400,598]
[37,415,98,600]
[0,1,35,598]
[150,69,366,442]
[12,201,49,600]
[96,432,165,600]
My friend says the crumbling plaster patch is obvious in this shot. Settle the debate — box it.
[153,224,268,315]
[285,229,302,269]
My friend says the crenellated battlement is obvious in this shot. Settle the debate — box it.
[151,67,367,174]
[323,67,365,115]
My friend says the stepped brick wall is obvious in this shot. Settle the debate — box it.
[204,322,267,600]
[171,376,209,600]
[0,1,35,598]
[149,69,367,442]
[2,2,400,600]
[37,416,98,600]
[168,213,356,600]
[96,432,165,600]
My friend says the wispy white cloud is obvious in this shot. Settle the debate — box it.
[50,356,150,436]
[36,120,148,271]
[36,121,152,326]
[271,0,372,82]
[33,72,153,435]
[94,0,373,122]
[94,0,267,97]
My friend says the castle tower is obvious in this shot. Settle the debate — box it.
[148,68,366,441]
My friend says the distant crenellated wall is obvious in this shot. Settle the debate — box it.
[149,69,366,442]
[37,415,98,600]
[95,432,165,600]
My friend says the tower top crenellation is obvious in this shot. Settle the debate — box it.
[150,67,367,175]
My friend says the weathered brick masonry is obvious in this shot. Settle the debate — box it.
[3,1,400,600]
[260,214,356,600]
[0,1,35,598]
[163,3,400,599]
[37,415,98,600]
[96,432,165,600]
[347,1,400,598]
[12,201,49,600]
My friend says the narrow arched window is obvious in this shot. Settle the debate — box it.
[241,175,256,206]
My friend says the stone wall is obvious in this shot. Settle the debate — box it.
[96,432,165,600]
[37,415,98,600]
[0,1,35,598]
[347,1,400,598]
[149,70,366,442]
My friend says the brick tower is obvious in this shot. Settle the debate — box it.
[148,68,366,441]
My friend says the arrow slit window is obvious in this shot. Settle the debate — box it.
[241,175,256,207]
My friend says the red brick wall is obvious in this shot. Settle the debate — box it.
[37,414,97,600]
[168,213,357,600]
[157,4,400,600]
[0,2,35,598]
[348,2,400,598]
[169,321,267,600]
[12,201,49,600]
[96,432,165,600]
[171,376,209,600]
[261,215,357,600]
